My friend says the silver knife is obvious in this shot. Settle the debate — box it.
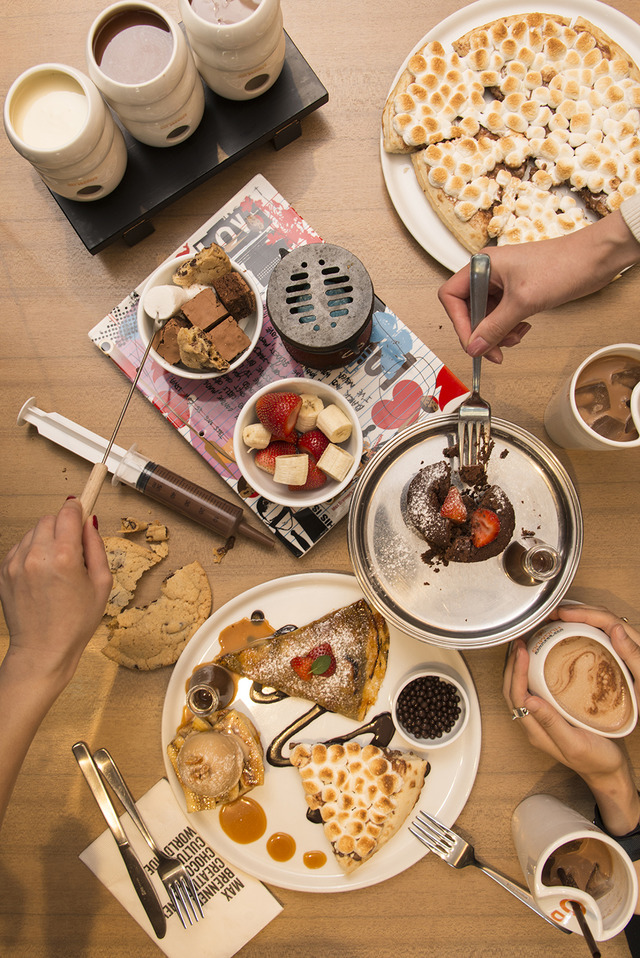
[72,742,167,940]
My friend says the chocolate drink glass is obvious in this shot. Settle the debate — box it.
[544,344,640,449]
[526,620,637,738]
[86,0,205,147]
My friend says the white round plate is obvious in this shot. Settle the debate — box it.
[381,0,640,272]
[162,573,482,892]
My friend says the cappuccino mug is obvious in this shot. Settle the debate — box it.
[512,794,637,941]
[526,620,638,738]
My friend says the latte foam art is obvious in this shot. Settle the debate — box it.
[543,636,632,732]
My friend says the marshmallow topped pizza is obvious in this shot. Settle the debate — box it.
[382,12,640,251]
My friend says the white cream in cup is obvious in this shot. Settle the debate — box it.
[544,343,640,450]
[3,63,127,202]
[87,0,205,147]
[526,620,637,738]
[512,794,638,941]
[178,0,285,100]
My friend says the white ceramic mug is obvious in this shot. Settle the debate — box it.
[544,343,640,449]
[3,63,127,202]
[512,794,637,940]
[178,0,285,100]
[526,620,637,738]
[87,0,205,147]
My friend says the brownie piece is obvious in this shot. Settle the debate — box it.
[153,315,190,365]
[206,316,251,363]
[181,288,228,331]
[214,271,256,320]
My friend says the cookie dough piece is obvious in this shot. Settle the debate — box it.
[102,561,212,670]
[145,520,169,542]
[103,536,165,617]
[119,517,149,534]
[173,244,232,288]
[177,326,230,371]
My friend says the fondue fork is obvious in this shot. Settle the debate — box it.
[410,810,571,934]
[457,254,492,469]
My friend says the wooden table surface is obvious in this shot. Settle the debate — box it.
[2,1,640,955]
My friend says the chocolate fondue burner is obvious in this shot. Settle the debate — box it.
[266,244,374,369]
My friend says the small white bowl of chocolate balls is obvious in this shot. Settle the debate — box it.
[137,243,263,381]
[392,664,470,751]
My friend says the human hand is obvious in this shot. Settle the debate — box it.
[438,210,640,364]
[0,498,112,691]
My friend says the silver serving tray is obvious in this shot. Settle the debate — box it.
[348,416,583,648]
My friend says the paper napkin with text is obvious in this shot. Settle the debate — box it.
[80,778,283,957]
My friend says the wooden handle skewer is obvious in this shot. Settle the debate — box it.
[78,323,160,522]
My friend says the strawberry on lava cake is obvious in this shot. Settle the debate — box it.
[406,460,515,564]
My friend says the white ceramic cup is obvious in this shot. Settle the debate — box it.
[87,0,205,147]
[544,343,640,450]
[178,0,285,100]
[3,63,127,202]
[512,794,637,940]
[525,620,638,738]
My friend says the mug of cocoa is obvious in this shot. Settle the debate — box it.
[525,619,638,738]
[512,794,638,940]
[86,0,205,147]
[544,343,640,449]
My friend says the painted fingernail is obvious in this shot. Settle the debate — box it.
[92,515,99,529]
[66,495,77,500]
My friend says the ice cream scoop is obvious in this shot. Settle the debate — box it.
[176,730,244,798]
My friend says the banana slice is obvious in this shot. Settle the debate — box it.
[316,404,353,443]
[317,443,355,481]
[243,423,271,449]
[295,393,324,432]
[273,453,309,485]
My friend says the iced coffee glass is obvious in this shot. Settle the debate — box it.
[544,344,640,449]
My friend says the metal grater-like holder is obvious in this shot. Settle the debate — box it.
[266,243,374,369]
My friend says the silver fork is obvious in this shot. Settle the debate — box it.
[410,810,570,934]
[92,747,204,929]
[457,253,492,468]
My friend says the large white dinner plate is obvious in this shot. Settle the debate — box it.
[381,0,640,272]
[162,573,481,892]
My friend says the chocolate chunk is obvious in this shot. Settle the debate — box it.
[153,315,190,365]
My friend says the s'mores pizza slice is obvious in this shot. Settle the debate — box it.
[290,741,429,874]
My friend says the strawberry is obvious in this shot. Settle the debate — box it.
[309,643,336,676]
[470,508,500,548]
[290,655,313,681]
[254,440,295,475]
[290,642,336,681]
[255,392,302,440]
[440,486,467,524]
[298,429,330,461]
[289,460,327,491]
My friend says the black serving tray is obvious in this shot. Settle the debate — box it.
[50,32,328,254]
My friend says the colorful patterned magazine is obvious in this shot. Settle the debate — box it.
[89,175,467,556]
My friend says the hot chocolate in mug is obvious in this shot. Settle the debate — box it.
[512,794,637,940]
[526,619,638,738]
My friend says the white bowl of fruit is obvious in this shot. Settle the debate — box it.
[233,378,363,508]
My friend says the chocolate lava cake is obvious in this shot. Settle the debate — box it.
[406,460,515,563]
